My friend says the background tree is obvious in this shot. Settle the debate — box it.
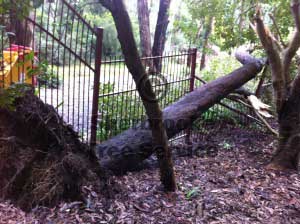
[0,0,37,47]
[137,0,152,59]
[152,0,171,72]
[6,13,34,46]
[199,16,213,70]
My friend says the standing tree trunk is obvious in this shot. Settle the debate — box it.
[152,0,171,73]
[6,12,34,47]
[255,0,300,170]
[98,0,176,191]
[274,77,300,169]
[200,16,213,70]
[238,0,245,30]
[137,0,152,59]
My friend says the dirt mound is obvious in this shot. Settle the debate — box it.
[0,88,105,211]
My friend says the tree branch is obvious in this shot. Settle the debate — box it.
[269,13,286,47]
[282,1,300,86]
[291,0,300,32]
[251,103,279,136]
[249,21,282,52]
[283,31,300,85]
[255,65,269,97]
[98,0,113,11]
[255,7,285,112]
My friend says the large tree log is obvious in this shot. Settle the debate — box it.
[95,55,264,173]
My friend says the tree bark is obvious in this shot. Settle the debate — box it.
[137,0,152,59]
[255,1,300,170]
[152,0,171,72]
[98,0,176,191]
[238,0,245,30]
[270,75,300,169]
[6,12,34,47]
[200,16,213,70]
[95,56,264,173]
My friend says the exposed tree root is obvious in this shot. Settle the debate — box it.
[0,89,105,211]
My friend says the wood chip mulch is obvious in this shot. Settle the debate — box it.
[1,126,300,224]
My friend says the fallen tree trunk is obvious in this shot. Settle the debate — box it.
[95,55,264,173]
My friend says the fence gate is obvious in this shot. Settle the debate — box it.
[15,0,104,144]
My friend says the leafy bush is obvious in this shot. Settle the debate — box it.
[97,83,144,141]
[29,60,61,89]
[96,80,190,141]
[37,70,61,89]
[0,84,32,111]
[200,54,240,82]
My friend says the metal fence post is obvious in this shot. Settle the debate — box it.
[186,48,197,144]
[189,48,197,93]
[90,27,103,147]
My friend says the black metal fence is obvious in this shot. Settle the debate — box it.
[0,0,102,142]
[96,50,195,142]
[0,0,263,146]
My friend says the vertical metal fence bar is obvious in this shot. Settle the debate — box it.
[57,1,64,116]
[77,22,85,138]
[62,5,69,122]
[164,51,171,107]
[87,32,95,140]
[72,18,80,127]
[50,0,59,106]
[189,48,197,93]
[90,27,103,146]
[186,48,197,143]
[44,2,52,104]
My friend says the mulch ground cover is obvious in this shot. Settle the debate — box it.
[1,123,300,224]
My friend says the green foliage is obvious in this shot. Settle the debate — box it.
[176,0,294,52]
[82,5,140,56]
[192,97,255,131]
[84,11,122,56]
[28,60,61,89]
[259,0,292,39]
[97,80,190,141]
[173,12,200,46]
[219,141,234,150]
[186,187,200,200]
[199,54,241,83]
[97,83,144,141]
[31,0,140,64]
[0,84,31,111]
[37,69,61,89]
[0,0,42,18]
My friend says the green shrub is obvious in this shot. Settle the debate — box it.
[97,83,145,141]
[29,60,61,89]
[200,54,240,82]
[96,80,190,141]
[37,70,61,89]
[0,84,31,111]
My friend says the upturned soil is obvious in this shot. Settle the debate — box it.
[0,90,105,211]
